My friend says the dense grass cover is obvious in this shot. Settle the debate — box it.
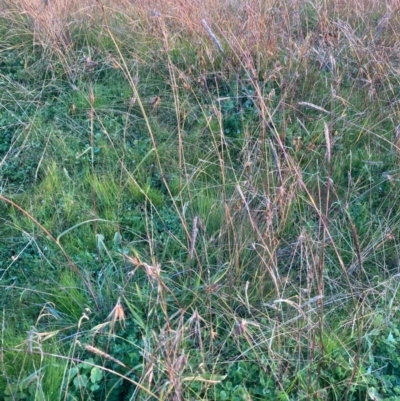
[1,0,400,400]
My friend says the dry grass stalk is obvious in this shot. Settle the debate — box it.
[79,342,128,369]
[202,19,223,53]
[189,216,198,259]
[298,102,332,115]
[324,121,331,165]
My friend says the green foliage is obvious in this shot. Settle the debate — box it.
[64,359,105,400]
[215,360,277,400]
[362,323,400,400]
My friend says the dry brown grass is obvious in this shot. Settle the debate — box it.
[1,0,399,80]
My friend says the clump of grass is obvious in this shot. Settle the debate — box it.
[1,0,400,400]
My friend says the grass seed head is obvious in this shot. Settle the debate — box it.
[107,297,126,332]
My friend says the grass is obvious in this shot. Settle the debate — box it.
[1,0,400,400]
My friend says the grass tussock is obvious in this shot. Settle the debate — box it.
[1,0,400,400]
